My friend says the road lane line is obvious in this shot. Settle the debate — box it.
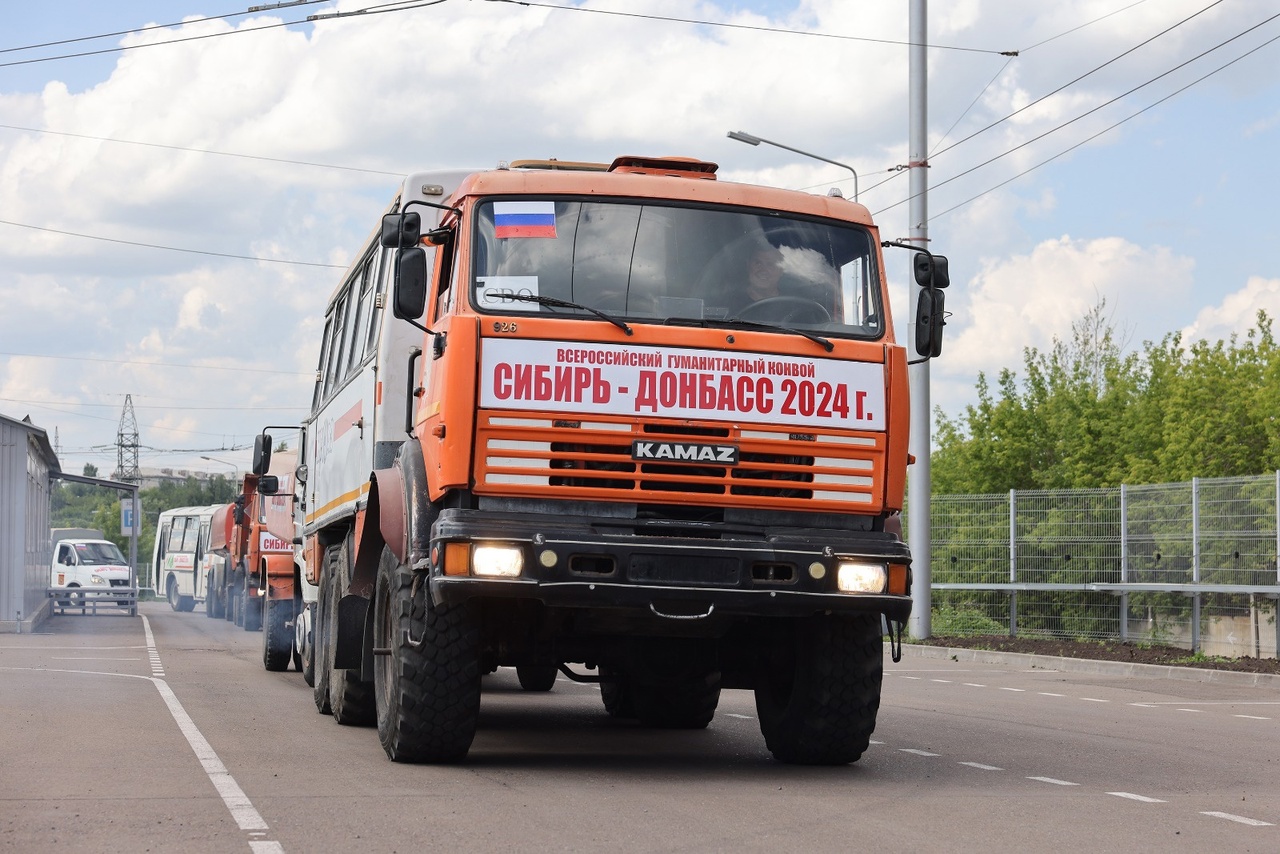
[1108,792,1166,803]
[1080,698,1109,703]
[1038,692,1065,697]
[141,615,281,850]
[724,713,754,720]
[899,749,940,757]
[1201,812,1274,827]
[959,762,1003,771]
[1028,777,1079,786]
[998,687,1025,692]
[931,679,952,683]
[1234,715,1271,720]
[963,683,986,688]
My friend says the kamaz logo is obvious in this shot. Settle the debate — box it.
[631,441,739,465]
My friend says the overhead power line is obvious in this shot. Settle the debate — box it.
[485,0,1016,55]
[0,1,327,56]
[0,124,403,177]
[0,351,313,376]
[875,8,1280,218]
[927,25,1280,222]
[930,0,1227,161]
[0,218,347,269]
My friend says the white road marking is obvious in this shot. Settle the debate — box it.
[141,616,282,850]
[959,762,1004,771]
[1201,812,1274,827]
[900,676,921,680]
[998,687,1026,692]
[1177,709,1203,713]
[963,683,987,688]
[1234,715,1271,720]
[724,713,754,720]
[51,657,142,661]
[899,749,940,757]
[1028,777,1079,786]
[1108,792,1166,803]
[1038,692,1065,697]
[869,740,884,745]
[1080,697,1109,703]
[1129,703,1156,708]
[931,679,952,683]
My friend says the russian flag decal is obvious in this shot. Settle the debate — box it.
[494,201,557,239]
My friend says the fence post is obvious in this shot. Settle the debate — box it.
[1120,483,1128,643]
[1009,489,1018,638]
[1191,477,1201,654]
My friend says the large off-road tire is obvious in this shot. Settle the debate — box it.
[599,665,636,718]
[754,613,883,765]
[327,538,375,726]
[374,546,481,763]
[224,582,237,622]
[313,557,332,714]
[242,587,263,633]
[262,594,294,671]
[299,603,316,686]
[206,578,225,619]
[630,640,720,730]
[516,663,558,692]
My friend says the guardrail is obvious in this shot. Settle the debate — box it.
[47,587,139,617]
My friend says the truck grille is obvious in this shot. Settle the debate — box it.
[476,412,884,512]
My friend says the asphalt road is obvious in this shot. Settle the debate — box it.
[2,602,1277,853]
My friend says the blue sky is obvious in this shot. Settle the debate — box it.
[2,0,1279,477]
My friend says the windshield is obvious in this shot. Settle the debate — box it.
[470,198,883,337]
[75,542,126,565]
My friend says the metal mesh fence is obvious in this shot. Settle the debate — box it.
[923,473,1280,656]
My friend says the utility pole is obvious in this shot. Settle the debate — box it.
[908,0,932,639]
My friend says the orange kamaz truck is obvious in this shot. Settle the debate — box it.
[256,155,947,765]
[225,454,304,671]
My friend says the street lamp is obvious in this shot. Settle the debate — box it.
[201,455,239,484]
[727,130,859,201]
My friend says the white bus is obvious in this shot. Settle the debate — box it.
[152,504,226,612]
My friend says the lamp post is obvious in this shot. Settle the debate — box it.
[201,455,239,485]
[727,130,859,201]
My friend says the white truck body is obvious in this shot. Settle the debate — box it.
[50,529,131,592]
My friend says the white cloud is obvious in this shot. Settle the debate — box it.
[1181,276,1280,343]
[944,235,1194,376]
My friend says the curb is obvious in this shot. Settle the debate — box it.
[899,643,1280,689]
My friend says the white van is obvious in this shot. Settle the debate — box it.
[50,529,132,604]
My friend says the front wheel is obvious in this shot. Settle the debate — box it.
[754,613,883,765]
[262,594,294,671]
[166,577,181,612]
[374,546,480,762]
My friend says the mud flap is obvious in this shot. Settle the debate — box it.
[334,592,369,670]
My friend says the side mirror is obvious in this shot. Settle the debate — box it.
[252,433,272,476]
[914,289,946,358]
[913,253,950,289]
[381,212,422,249]
[393,246,429,320]
[258,475,280,496]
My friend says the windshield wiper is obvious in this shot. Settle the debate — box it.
[501,294,633,336]
[722,317,834,352]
